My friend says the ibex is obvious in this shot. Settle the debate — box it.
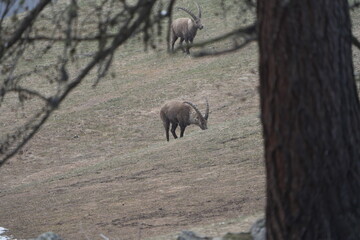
[160,99,209,141]
[171,2,203,54]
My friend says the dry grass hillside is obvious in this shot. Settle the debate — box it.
[0,1,359,240]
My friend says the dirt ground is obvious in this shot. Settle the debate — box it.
[0,45,266,239]
[0,1,271,239]
[0,104,265,239]
[1,143,265,239]
[1,3,360,238]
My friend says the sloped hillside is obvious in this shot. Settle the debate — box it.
[1,1,359,239]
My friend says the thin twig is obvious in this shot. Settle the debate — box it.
[352,34,360,51]
[173,23,256,53]
[0,0,158,165]
[1,0,52,56]
[193,35,257,57]
[8,87,50,103]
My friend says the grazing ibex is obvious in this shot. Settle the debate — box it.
[160,99,209,141]
[171,2,203,54]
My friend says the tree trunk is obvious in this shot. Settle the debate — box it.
[257,0,360,239]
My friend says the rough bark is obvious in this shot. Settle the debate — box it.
[257,0,360,239]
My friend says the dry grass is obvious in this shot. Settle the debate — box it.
[0,1,359,239]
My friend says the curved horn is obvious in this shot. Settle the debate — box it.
[204,98,209,120]
[194,2,201,18]
[184,101,205,120]
[177,7,197,20]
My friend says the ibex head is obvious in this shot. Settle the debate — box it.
[177,2,203,30]
[184,99,209,130]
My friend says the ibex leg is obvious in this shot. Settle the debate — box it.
[171,123,178,139]
[185,40,190,54]
[171,36,178,52]
[179,38,186,52]
[180,124,187,137]
[163,120,170,141]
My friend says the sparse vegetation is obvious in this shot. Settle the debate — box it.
[0,1,264,239]
[0,0,359,239]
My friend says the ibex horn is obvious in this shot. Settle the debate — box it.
[204,98,209,120]
[184,101,206,120]
[177,7,198,20]
[194,2,201,18]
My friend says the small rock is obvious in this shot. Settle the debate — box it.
[177,230,211,240]
[33,232,63,240]
[222,232,252,240]
[250,218,266,240]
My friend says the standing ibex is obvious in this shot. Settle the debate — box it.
[160,99,209,141]
[171,2,203,54]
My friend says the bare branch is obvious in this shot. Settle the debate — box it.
[162,0,177,52]
[350,1,360,10]
[244,0,256,8]
[0,1,258,165]
[193,35,257,57]
[189,23,256,49]
[353,34,360,51]
[0,0,52,57]
[0,0,158,165]
[8,87,50,103]
[0,1,15,21]
[0,107,53,168]
[19,34,120,42]
[93,53,114,87]
[171,23,257,55]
